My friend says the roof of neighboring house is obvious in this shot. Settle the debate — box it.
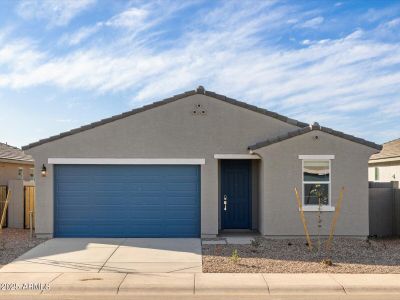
[22,86,309,150]
[248,123,382,151]
[0,142,34,164]
[370,138,400,161]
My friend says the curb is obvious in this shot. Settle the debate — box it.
[1,273,400,296]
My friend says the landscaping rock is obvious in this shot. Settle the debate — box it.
[0,229,48,268]
[202,237,400,273]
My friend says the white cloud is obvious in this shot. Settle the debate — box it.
[16,0,96,27]
[1,1,400,143]
[387,18,400,28]
[105,7,148,28]
[0,38,45,71]
[59,24,101,46]
[299,16,324,28]
[301,39,312,45]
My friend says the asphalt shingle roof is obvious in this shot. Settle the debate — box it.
[248,123,382,151]
[370,138,400,160]
[0,142,34,163]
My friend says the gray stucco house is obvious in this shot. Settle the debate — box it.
[23,86,381,238]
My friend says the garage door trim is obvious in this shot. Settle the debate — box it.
[48,158,205,165]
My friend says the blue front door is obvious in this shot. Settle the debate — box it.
[221,160,251,229]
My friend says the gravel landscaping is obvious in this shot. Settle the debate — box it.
[0,229,48,268]
[202,237,400,273]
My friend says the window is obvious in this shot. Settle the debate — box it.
[302,159,331,208]
[374,167,379,181]
[18,167,23,179]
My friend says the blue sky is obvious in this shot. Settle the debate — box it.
[0,0,399,147]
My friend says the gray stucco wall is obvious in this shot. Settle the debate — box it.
[26,94,299,237]
[254,131,377,237]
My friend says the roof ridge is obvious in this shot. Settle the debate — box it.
[22,86,308,150]
[383,137,400,145]
[0,142,20,150]
[248,124,382,151]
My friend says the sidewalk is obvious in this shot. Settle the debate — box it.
[1,273,400,296]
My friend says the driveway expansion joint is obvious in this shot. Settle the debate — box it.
[116,273,128,295]
[261,274,270,294]
[98,238,126,273]
[328,273,347,294]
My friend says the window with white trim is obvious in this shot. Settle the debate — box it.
[302,160,331,207]
[374,167,379,181]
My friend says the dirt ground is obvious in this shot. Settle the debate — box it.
[202,237,400,273]
[0,229,48,268]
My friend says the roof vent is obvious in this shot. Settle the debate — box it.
[310,122,321,129]
[196,85,205,94]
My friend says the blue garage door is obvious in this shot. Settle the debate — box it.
[54,165,200,237]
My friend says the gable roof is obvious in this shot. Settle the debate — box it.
[0,142,34,164]
[370,138,400,161]
[248,122,382,151]
[22,86,308,150]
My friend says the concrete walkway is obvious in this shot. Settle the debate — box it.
[0,238,202,273]
[1,273,400,296]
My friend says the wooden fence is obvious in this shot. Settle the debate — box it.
[24,186,35,229]
[0,185,7,227]
[369,181,400,237]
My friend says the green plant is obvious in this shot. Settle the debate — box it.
[321,259,333,267]
[231,249,240,264]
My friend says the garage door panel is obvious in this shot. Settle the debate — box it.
[126,224,165,235]
[167,182,198,191]
[166,225,199,236]
[91,208,133,219]
[166,196,198,205]
[54,164,200,237]
[130,209,164,219]
[125,196,165,205]
[91,225,128,236]
[55,223,91,236]
[93,182,126,190]
[57,182,91,192]
[56,195,89,205]
[92,195,130,205]
[58,208,92,219]
[166,208,198,218]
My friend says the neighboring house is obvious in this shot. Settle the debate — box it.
[23,87,381,238]
[0,142,35,229]
[0,142,34,185]
[369,138,400,182]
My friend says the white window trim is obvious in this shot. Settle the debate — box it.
[214,154,261,159]
[48,158,206,165]
[301,158,335,212]
[298,155,335,160]
[301,205,335,212]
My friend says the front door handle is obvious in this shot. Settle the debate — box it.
[223,195,228,211]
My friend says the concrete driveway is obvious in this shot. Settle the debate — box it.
[0,238,202,273]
